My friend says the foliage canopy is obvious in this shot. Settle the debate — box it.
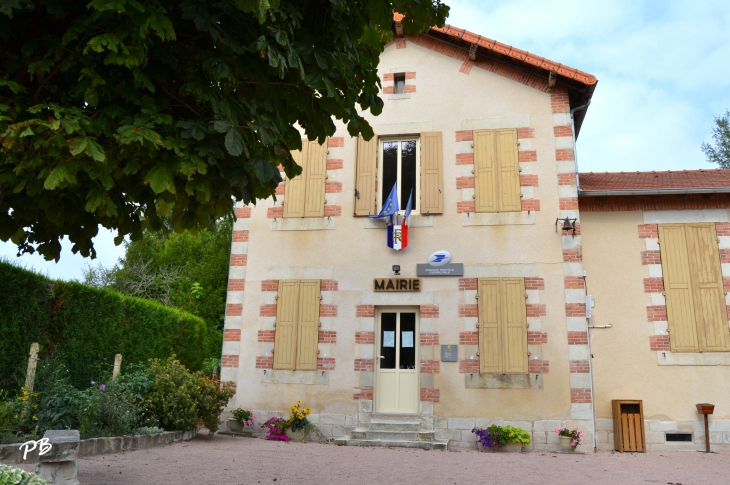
[0,0,448,260]
[702,110,730,168]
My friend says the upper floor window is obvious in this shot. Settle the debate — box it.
[394,74,406,94]
[474,129,521,213]
[379,137,419,213]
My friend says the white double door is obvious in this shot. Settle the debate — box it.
[375,308,419,414]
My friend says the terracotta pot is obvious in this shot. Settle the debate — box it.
[227,419,253,436]
[478,442,523,452]
[559,435,576,452]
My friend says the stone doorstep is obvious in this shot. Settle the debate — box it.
[366,421,420,432]
[335,437,448,451]
[0,430,196,465]
[351,429,434,441]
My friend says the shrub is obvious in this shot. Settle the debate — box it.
[130,357,234,433]
[0,464,47,485]
[472,424,531,448]
[78,381,146,438]
[0,391,22,444]
[231,408,255,426]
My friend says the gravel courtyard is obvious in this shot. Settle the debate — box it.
[21,432,715,485]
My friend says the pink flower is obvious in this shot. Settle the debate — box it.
[578,430,583,436]
[571,440,577,446]
[554,428,561,434]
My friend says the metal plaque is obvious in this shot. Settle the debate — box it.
[441,344,458,362]
[417,263,464,276]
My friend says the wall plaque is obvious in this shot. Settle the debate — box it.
[441,344,458,362]
[373,278,421,292]
[417,263,464,276]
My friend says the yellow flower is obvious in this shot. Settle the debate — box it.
[32,416,38,421]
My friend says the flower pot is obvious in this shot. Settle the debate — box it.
[227,419,253,436]
[285,428,305,442]
[478,442,522,452]
[559,435,576,452]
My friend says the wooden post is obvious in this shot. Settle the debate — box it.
[22,343,39,416]
[112,354,123,380]
[704,414,710,453]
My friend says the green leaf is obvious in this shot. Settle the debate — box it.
[68,137,88,156]
[43,164,70,190]
[147,165,176,194]
[213,120,232,133]
[19,127,33,137]
[224,128,243,156]
[86,139,106,162]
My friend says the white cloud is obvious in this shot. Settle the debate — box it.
[447,0,730,172]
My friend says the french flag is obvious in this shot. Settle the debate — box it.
[388,189,412,251]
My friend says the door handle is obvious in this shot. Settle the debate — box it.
[379,356,385,359]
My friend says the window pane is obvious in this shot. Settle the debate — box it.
[399,313,416,369]
[382,141,398,205]
[400,140,417,209]
[380,313,397,369]
[395,78,405,94]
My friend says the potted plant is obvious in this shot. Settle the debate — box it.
[228,408,256,435]
[472,424,531,452]
[555,427,583,452]
[283,401,326,443]
[261,417,290,441]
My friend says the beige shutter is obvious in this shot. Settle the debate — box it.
[273,280,300,369]
[354,136,377,216]
[501,278,528,374]
[419,132,443,214]
[295,280,321,370]
[474,130,498,213]
[478,278,502,374]
[685,224,730,351]
[659,225,700,352]
[283,143,307,218]
[303,140,327,218]
[496,129,521,212]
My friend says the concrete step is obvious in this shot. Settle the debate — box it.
[351,429,435,441]
[368,413,420,423]
[366,421,420,432]
[335,438,448,451]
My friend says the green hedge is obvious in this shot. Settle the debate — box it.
[0,261,206,377]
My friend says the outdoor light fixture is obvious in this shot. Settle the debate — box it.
[392,265,401,275]
[556,217,577,237]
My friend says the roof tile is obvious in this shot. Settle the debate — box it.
[580,169,730,191]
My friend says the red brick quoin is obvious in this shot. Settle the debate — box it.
[650,335,670,351]
[459,359,479,373]
[571,388,592,403]
[420,388,440,402]
[420,360,440,374]
[528,359,549,374]
[353,386,373,400]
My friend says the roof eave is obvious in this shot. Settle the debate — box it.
[578,188,730,197]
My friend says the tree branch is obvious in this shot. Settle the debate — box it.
[157,81,201,117]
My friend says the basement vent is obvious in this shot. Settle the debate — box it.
[665,433,692,442]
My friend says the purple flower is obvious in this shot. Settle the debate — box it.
[99,384,106,391]
[91,381,95,385]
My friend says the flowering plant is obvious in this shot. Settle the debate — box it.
[261,417,289,441]
[231,408,255,426]
[472,425,531,448]
[555,427,583,448]
[287,400,311,432]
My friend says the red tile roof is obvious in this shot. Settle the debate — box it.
[432,25,597,87]
[579,169,730,192]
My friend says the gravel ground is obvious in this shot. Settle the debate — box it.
[16,432,730,485]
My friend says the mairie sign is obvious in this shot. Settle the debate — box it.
[374,278,421,292]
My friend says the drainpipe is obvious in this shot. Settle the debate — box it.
[569,100,590,192]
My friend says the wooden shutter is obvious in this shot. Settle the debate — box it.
[354,136,377,216]
[273,280,300,369]
[659,225,700,352]
[496,129,521,212]
[478,278,502,374]
[303,140,327,217]
[501,278,528,374]
[685,224,730,351]
[283,144,307,218]
[295,280,321,370]
[420,132,443,214]
[474,130,498,213]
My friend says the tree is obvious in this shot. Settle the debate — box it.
[0,0,449,261]
[702,110,730,168]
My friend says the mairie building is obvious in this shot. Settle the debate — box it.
[220,19,730,452]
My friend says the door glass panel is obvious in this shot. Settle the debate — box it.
[380,313,397,369]
[382,142,398,203]
[400,141,417,208]
[399,312,416,369]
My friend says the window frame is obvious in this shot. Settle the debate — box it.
[376,136,421,215]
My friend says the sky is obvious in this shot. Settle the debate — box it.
[2,0,729,280]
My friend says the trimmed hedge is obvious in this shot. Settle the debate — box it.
[0,261,206,376]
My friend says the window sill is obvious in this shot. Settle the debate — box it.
[656,351,730,366]
[363,215,433,229]
[271,218,336,231]
[261,369,329,385]
[465,373,542,389]
[388,93,411,100]
[462,211,535,226]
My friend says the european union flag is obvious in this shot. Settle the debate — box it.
[369,183,399,220]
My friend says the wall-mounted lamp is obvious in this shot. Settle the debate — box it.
[555,217,577,237]
[392,265,401,276]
